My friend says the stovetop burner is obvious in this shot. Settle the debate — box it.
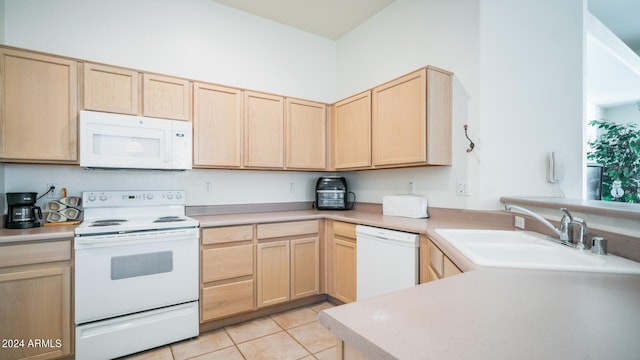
[153,216,186,223]
[75,190,199,236]
[90,219,129,227]
[94,219,128,223]
[90,222,122,227]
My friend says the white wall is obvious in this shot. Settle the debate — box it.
[335,0,586,210]
[476,0,585,208]
[337,0,480,209]
[3,0,335,207]
[2,0,589,211]
[0,0,4,42]
[603,102,640,126]
[3,165,325,208]
[4,0,336,103]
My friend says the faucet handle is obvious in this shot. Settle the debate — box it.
[591,236,607,255]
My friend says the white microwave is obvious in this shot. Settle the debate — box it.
[79,110,192,170]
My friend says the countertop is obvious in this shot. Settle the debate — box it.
[0,207,503,274]
[195,208,510,272]
[0,208,504,251]
[319,268,640,360]
[196,209,435,233]
[0,224,77,243]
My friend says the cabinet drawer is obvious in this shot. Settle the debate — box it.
[257,220,319,239]
[444,257,462,277]
[202,244,253,283]
[333,221,356,239]
[0,240,71,268]
[202,225,253,245]
[201,279,254,321]
[428,240,444,278]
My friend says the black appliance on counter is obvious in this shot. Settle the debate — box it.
[5,192,42,229]
[315,176,355,210]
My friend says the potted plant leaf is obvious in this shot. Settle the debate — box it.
[587,119,640,203]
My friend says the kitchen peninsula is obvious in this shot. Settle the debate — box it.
[319,268,640,360]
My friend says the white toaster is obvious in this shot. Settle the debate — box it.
[382,195,429,218]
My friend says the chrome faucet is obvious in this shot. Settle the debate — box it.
[570,216,589,250]
[559,208,573,242]
[504,205,577,245]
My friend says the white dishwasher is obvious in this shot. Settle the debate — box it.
[356,225,419,300]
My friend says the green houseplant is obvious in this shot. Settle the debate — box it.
[587,119,640,203]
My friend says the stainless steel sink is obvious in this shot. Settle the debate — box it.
[434,229,640,274]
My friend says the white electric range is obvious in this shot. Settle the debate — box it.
[74,190,199,359]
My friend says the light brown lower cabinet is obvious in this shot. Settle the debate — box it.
[290,237,320,299]
[338,341,368,360]
[420,235,462,283]
[256,240,291,307]
[328,221,357,303]
[256,220,320,308]
[200,225,255,322]
[0,240,72,360]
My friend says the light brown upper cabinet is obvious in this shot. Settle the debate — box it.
[83,64,191,121]
[193,83,243,168]
[243,91,284,169]
[332,91,372,170]
[143,73,192,121]
[0,48,78,163]
[285,98,327,170]
[372,67,452,167]
[83,63,140,115]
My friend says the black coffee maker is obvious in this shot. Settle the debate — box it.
[6,192,42,229]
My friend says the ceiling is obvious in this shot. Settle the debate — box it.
[211,0,395,40]
[588,0,640,107]
[212,0,639,50]
[212,0,640,107]
[589,0,640,54]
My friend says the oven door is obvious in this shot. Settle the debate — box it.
[75,228,199,324]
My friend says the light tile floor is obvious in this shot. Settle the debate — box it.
[122,302,337,360]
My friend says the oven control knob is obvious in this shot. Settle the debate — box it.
[146,193,154,200]
[176,193,182,200]
[167,193,174,199]
[99,194,107,201]
[88,194,96,202]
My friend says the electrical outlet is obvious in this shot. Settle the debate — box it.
[455,181,469,196]
[515,216,525,229]
[289,182,295,193]
[45,183,59,199]
[408,181,415,194]
[205,181,212,193]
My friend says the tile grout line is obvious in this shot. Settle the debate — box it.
[171,302,335,360]
[281,306,318,359]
